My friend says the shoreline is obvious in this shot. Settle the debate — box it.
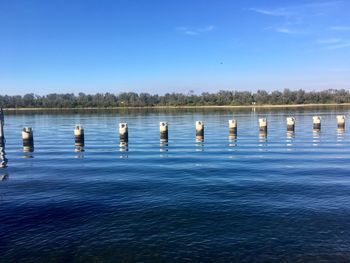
[2,103,350,111]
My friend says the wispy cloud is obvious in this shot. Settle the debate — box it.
[264,25,304,35]
[274,27,303,34]
[329,26,350,31]
[250,8,290,17]
[177,28,199,36]
[317,38,342,44]
[200,25,215,32]
[250,1,342,18]
[250,1,343,36]
[327,42,350,49]
[317,37,350,49]
[176,25,216,36]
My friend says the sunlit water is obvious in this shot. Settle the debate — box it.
[1,107,350,262]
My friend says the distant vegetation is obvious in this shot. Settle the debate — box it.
[1,89,350,108]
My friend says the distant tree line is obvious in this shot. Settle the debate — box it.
[1,89,350,108]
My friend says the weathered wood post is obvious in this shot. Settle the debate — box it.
[287,117,295,132]
[160,122,168,142]
[259,118,267,137]
[22,127,34,152]
[229,119,237,139]
[337,115,345,129]
[259,118,267,132]
[313,116,321,130]
[119,123,128,146]
[196,121,204,141]
[74,125,85,147]
[0,108,4,150]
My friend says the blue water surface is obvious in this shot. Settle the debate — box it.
[1,107,350,262]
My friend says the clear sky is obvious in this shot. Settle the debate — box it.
[1,0,350,95]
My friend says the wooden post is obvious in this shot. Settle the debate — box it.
[160,122,168,142]
[74,125,85,147]
[313,116,321,130]
[287,117,295,132]
[259,118,267,132]
[196,121,204,141]
[22,127,34,152]
[119,123,128,146]
[337,115,345,129]
[229,119,237,139]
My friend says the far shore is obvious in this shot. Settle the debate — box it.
[2,103,350,111]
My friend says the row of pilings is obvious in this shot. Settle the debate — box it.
[0,107,347,155]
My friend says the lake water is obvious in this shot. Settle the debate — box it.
[1,107,350,262]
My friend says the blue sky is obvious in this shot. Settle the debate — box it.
[1,0,350,95]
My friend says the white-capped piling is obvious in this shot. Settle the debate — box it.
[287,117,295,132]
[259,118,267,133]
[337,115,345,129]
[119,123,128,146]
[74,125,85,147]
[0,108,4,149]
[22,127,34,152]
[259,118,267,137]
[196,121,204,141]
[160,122,168,142]
[228,119,237,138]
[313,116,321,130]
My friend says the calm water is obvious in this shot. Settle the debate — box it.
[1,107,350,262]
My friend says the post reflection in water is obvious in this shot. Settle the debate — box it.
[0,153,7,171]
[160,142,168,152]
[312,130,321,147]
[119,143,129,159]
[74,146,85,158]
[228,138,237,159]
[337,128,345,144]
[286,131,295,150]
[259,130,267,138]
[228,137,237,159]
[0,146,8,181]
[195,140,204,152]
[259,131,268,151]
[160,142,168,157]
[23,145,34,155]
[229,134,237,148]
[75,146,85,152]
[23,151,34,159]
